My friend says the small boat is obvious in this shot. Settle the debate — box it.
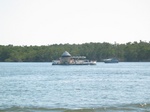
[52,51,96,65]
[103,58,119,63]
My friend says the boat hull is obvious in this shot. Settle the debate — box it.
[52,62,96,65]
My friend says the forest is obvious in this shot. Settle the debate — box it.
[0,41,150,62]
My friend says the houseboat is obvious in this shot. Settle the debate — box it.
[52,51,96,65]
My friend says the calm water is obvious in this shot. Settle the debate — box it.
[0,62,150,112]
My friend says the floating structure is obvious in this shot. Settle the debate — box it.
[103,58,119,63]
[52,51,96,65]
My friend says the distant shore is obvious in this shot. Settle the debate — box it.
[0,41,150,62]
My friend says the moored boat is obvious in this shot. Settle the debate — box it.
[52,51,96,65]
[103,58,119,63]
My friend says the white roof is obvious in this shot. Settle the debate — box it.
[61,51,71,57]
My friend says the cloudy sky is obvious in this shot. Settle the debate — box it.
[0,0,150,45]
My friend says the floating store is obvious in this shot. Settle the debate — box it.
[52,51,96,65]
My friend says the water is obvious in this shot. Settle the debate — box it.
[0,62,150,112]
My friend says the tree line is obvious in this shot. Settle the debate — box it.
[0,41,150,62]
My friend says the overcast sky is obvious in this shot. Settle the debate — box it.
[0,0,150,45]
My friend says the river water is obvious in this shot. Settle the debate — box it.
[0,62,150,112]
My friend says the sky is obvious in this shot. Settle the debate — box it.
[0,0,150,46]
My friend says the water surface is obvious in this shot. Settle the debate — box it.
[0,62,150,112]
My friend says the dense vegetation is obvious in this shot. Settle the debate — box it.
[0,41,150,62]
